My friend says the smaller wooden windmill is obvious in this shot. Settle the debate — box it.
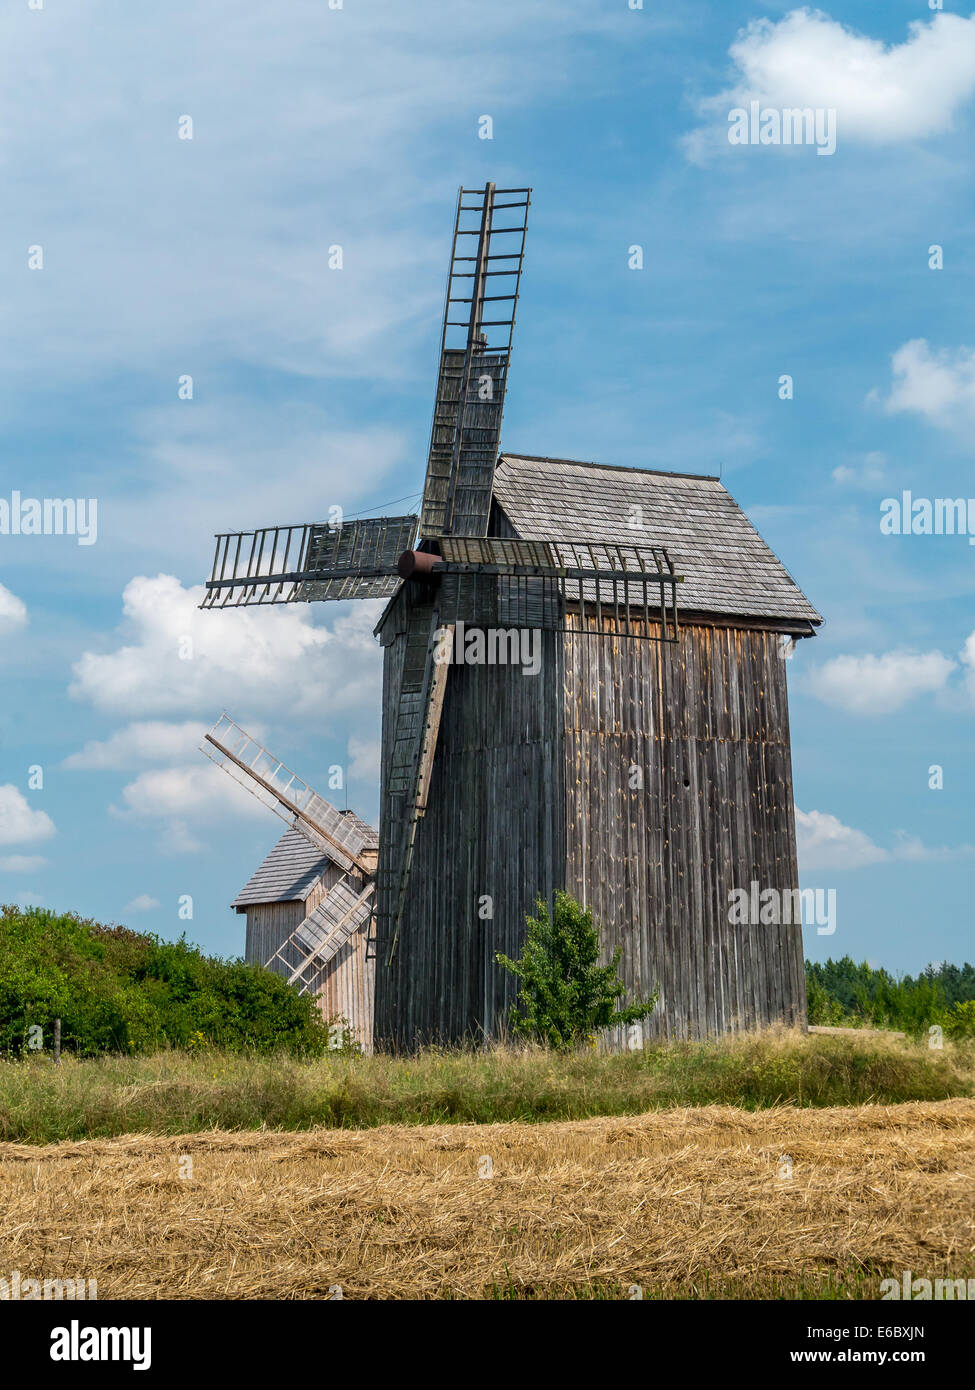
[200,184,681,974]
[200,715,378,1042]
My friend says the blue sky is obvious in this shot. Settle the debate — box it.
[1,0,973,974]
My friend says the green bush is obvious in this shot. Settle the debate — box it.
[0,904,329,1057]
[496,891,656,1050]
[946,1000,975,1040]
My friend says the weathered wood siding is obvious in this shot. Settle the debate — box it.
[374,581,565,1048]
[242,868,376,1052]
[312,929,375,1054]
[562,613,806,1042]
[372,591,806,1049]
[243,900,307,968]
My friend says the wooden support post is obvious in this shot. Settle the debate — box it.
[53,1018,61,1067]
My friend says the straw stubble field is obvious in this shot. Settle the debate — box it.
[2,1099,973,1300]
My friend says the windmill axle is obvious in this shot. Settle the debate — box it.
[397,548,440,580]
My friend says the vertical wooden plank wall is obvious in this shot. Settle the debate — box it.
[373,583,566,1048]
[373,583,807,1048]
[562,614,806,1041]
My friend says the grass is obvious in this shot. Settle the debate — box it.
[0,1028,971,1144]
[2,1099,972,1299]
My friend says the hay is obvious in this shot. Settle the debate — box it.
[1,1100,973,1299]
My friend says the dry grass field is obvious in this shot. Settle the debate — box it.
[2,1098,973,1300]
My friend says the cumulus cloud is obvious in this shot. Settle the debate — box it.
[805,649,956,714]
[796,808,974,871]
[0,584,28,633]
[796,808,888,871]
[69,574,383,725]
[688,10,975,157]
[0,786,55,847]
[878,338,975,429]
[64,720,209,770]
[114,761,271,855]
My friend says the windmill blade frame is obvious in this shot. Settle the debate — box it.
[383,608,453,966]
[398,535,683,641]
[420,183,530,540]
[263,878,376,991]
[201,515,419,608]
[201,715,376,875]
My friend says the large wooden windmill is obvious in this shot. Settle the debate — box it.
[201,183,822,1048]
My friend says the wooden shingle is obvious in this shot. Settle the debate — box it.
[491,455,822,626]
[232,816,378,909]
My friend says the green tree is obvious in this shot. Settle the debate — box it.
[496,891,655,1050]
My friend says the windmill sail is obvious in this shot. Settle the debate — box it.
[201,515,419,608]
[383,606,453,964]
[420,183,530,540]
[201,715,376,874]
[432,536,682,640]
[264,879,376,991]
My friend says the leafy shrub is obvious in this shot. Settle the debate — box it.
[946,1000,975,1040]
[496,892,656,1050]
[0,904,329,1057]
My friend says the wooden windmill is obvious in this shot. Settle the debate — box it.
[200,715,378,1036]
[201,183,821,1048]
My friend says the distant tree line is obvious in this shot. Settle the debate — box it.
[805,956,975,1037]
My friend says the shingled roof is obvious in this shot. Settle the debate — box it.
[491,455,821,627]
[232,813,378,909]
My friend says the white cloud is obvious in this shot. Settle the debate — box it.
[796,808,888,871]
[805,648,956,714]
[69,574,383,725]
[0,584,28,633]
[124,894,161,912]
[797,808,974,871]
[64,720,209,770]
[115,760,276,855]
[118,764,267,821]
[689,10,975,156]
[0,854,47,873]
[0,786,55,847]
[879,338,975,429]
